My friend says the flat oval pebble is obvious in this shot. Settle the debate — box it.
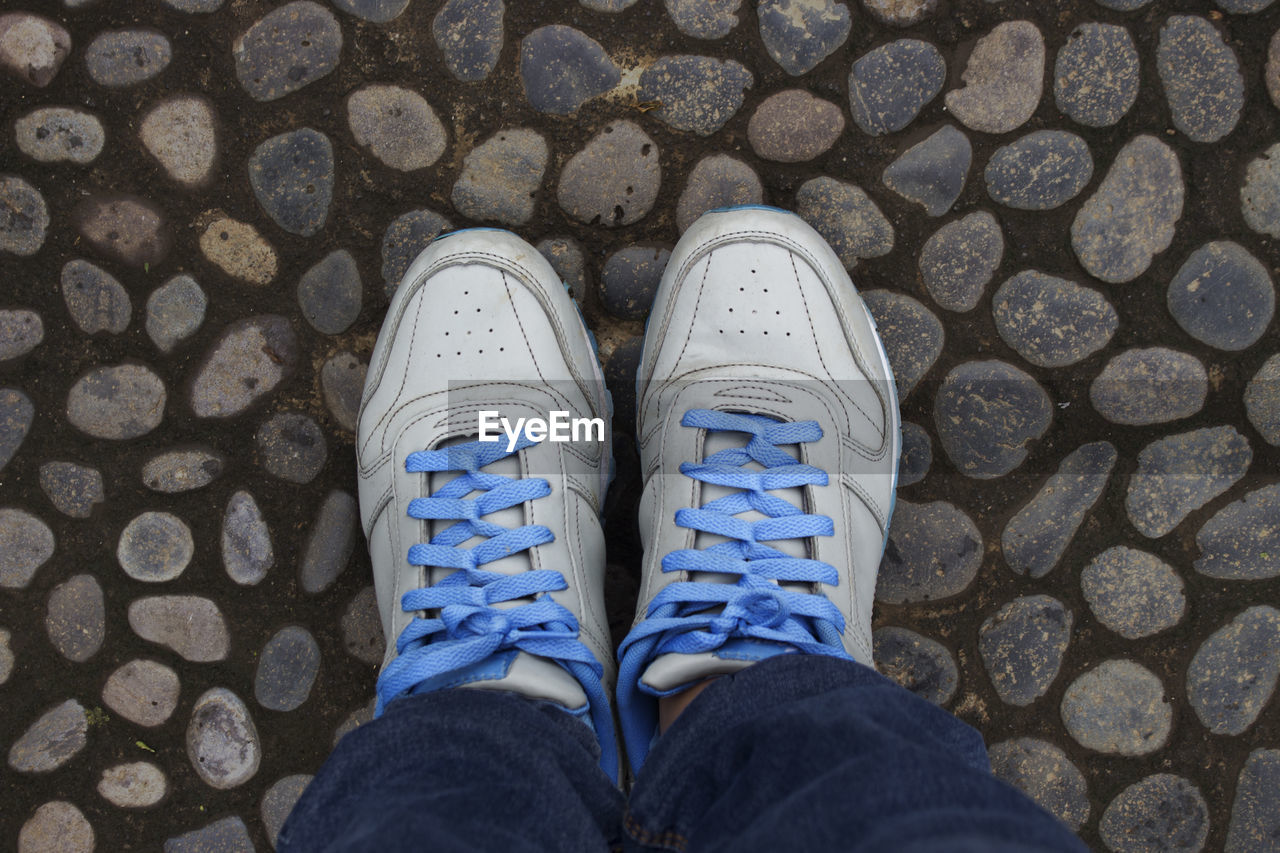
[8,699,87,772]
[1270,31,1280,110]
[0,388,34,471]
[1226,750,1280,851]
[452,128,548,225]
[0,176,49,256]
[102,659,180,726]
[45,574,104,662]
[139,95,217,187]
[639,55,753,136]
[862,0,936,26]
[1125,426,1252,538]
[330,0,408,23]
[255,625,320,711]
[748,90,843,163]
[877,499,983,603]
[676,154,762,232]
[992,271,1117,368]
[145,275,206,353]
[945,21,1045,134]
[1090,348,1207,426]
[602,245,670,321]
[898,422,931,487]
[0,13,71,87]
[298,249,361,335]
[341,585,385,664]
[1095,0,1153,7]
[1158,15,1243,143]
[795,177,894,268]
[433,0,503,81]
[1167,241,1274,351]
[0,310,43,360]
[0,628,12,684]
[15,107,104,164]
[381,209,452,292]
[862,290,942,399]
[198,216,277,285]
[1082,546,1186,639]
[320,352,366,432]
[73,194,169,268]
[1061,659,1172,755]
[985,131,1092,211]
[60,259,130,335]
[665,0,741,38]
[919,212,1002,312]
[233,1,342,102]
[128,595,229,661]
[988,739,1090,831]
[1217,0,1276,9]
[163,0,224,11]
[979,594,1073,707]
[1245,355,1280,446]
[537,237,588,301]
[67,364,166,440]
[263,777,313,846]
[0,507,54,589]
[934,360,1051,479]
[165,817,254,852]
[186,687,260,789]
[848,39,945,136]
[1241,143,1280,237]
[98,762,167,808]
[1054,23,1140,128]
[558,121,660,227]
[222,490,274,586]
[1195,483,1280,582]
[301,489,358,594]
[249,128,334,237]
[882,125,971,216]
[85,29,170,87]
[581,0,640,9]
[1072,135,1183,283]
[142,448,222,492]
[17,802,93,853]
[757,0,850,76]
[520,25,619,115]
[873,626,957,705]
[190,315,297,418]
[1100,774,1209,853]
[347,85,446,172]
[1187,605,1280,735]
[38,462,102,518]
[118,511,194,582]
[257,412,327,484]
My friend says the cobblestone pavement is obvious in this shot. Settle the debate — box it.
[2,0,1280,849]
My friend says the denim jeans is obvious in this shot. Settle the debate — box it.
[279,655,1087,852]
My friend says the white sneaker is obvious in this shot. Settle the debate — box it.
[357,228,619,780]
[617,207,900,771]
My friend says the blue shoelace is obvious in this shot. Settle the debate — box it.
[375,434,617,779]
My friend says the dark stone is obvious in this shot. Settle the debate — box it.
[536,237,589,302]
[341,586,385,665]
[1195,483,1280,581]
[985,130,1093,210]
[1226,750,1280,851]
[1167,240,1274,351]
[675,155,762,232]
[433,0,504,81]
[945,21,1045,134]
[128,595,229,662]
[1090,347,1207,426]
[330,0,408,23]
[1054,23,1140,128]
[451,128,549,225]
[992,271,1117,368]
[300,490,358,594]
[1082,546,1186,639]
[185,689,260,789]
[1061,659,1172,755]
[73,194,169,268]
[601,245,671,321]
[8,699,87,772]
[918,212,1002,312]
[0,508,54,589]
[142,449,223,493]
[847,39,945,136]
[146,275,206,353]
[1157,15,1244,143]
[638,55,753,136]
[60,259,131,335]
[249,128,334,237]
[979,594,1073,706]
[934,360,1051,479]
[872,626,957,705]
[1126,426,1251,538]
[1100,775,1209,853]
[0,176,48,256]
[988,739,1090,831]
[66,364,167,440]
[665,0,742,38]
[1245,355,1280,446]
[882,125,971,216]
[255,626,321,711]
[557,121,660,228]
[256,413,327,484]
[898,422,931,487]
[45,574,105,662]
[85,29,171,88]
[1242,143,1280,238]
[222,490,274,586]
[320,352,366,432]
[748,90,844,163]
[298,249,361,335]
[233,1,343,102]
[262,776,313,847]
[39,461,104,518]
[0,309,42,360]
[381,209,453,294]
[1187,606,1280,735]
[0,388,34,472]
[164,817,254,853]
[877,499,982,603]
[862,290,942,399]
[117,512,194,582]
[519,25,620,115]
[795,177,893,268]
[757,0,851,76]
[190,316,299,418]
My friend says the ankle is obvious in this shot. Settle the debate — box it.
[658,677,720,733]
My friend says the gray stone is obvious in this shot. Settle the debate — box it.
[848,39,946,136]
[298,250,361,336]
[1242,143,1280,237]
[1188,606,1280,735]
[85,29,170,87]
[0,14,71,86]
[330,0,408,22]
[934,360,1051,479]
[255,626,320,711]
[1126,426,1252,538]
[1246,355,1280,446]
[8,699,87,772]
[748,90,844,163]
[1091,348,1208,426]
[98,762,167,808]
[1217,0,1275,9]
[60,259,131,335]
[146,275,206,353]
[102,659,180,727]
[263,775,313,848]
[301,490,358,594]
[333,698,377,746]
[163,0,224,11]
[233,1,342,102]
[676,155,762,233]
[342,586,385,665]
[67,364,166,440]
[381,209,453,293]
[1061,659,1172,756]
[795,177,893,267]
[1270,31,1280,111]
[118,512,194,582]
[520,26,620,115]
[164,816,253,853]
[347,85,446,172]
[15,107,104,164]
[452,128,548,225]
[862,290,942,399]
[1055,23,1140,128]
[988,739,1089,831]
[558,121,661,227]
[639,55,753,136]
[979,595,1073,706]
[0,628,12,684]
[1100,774,1210,853]
[1072,136,1183,283]
[39,462,103,518]
[757,0,851,76]
[0,508,54,588]
[537,237,589,302]
[129,595,229,662]
[882,125,971,216]
[433,0,503,81]
[1158,15,1243,143]
[992,271,1117,368]
[1095,0,1152,7]
[0,310,43,360]
[187,688,260,789]
[919,212,1002,312]
[877,499,983,603]
[222,491,274,586]
[945,21,1045,134]
[249,128,334,237]
[257,413,327,484]
[862,0,935,25]
[17,801,93,853]
[872,626,957,705]
[0,388,34,471]
[580,0,639,9]
[665,0,741,38]
[139,96,217,187]
[1082,547,1186,639]
[320,352,366,432]
[1003,442,1116,578]
[73,194,169,268]
[898,422,931,487]
[198,216,277,285]
[602,245,670,321]
[190,316,298,418]
[0,175,49,256]
[1167,241,1274,351]
[142,448,223,493]
[1226,749,1280,852]
[45,574,104,663]
[985,131,1093,211]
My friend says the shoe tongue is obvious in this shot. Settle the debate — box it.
[639,640,794,696]
[460,651,589,711]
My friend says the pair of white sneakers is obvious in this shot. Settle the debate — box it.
[356,207,900,783]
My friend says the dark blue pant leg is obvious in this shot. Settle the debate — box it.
[624,655,1088,853]
[278,690,624,853]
